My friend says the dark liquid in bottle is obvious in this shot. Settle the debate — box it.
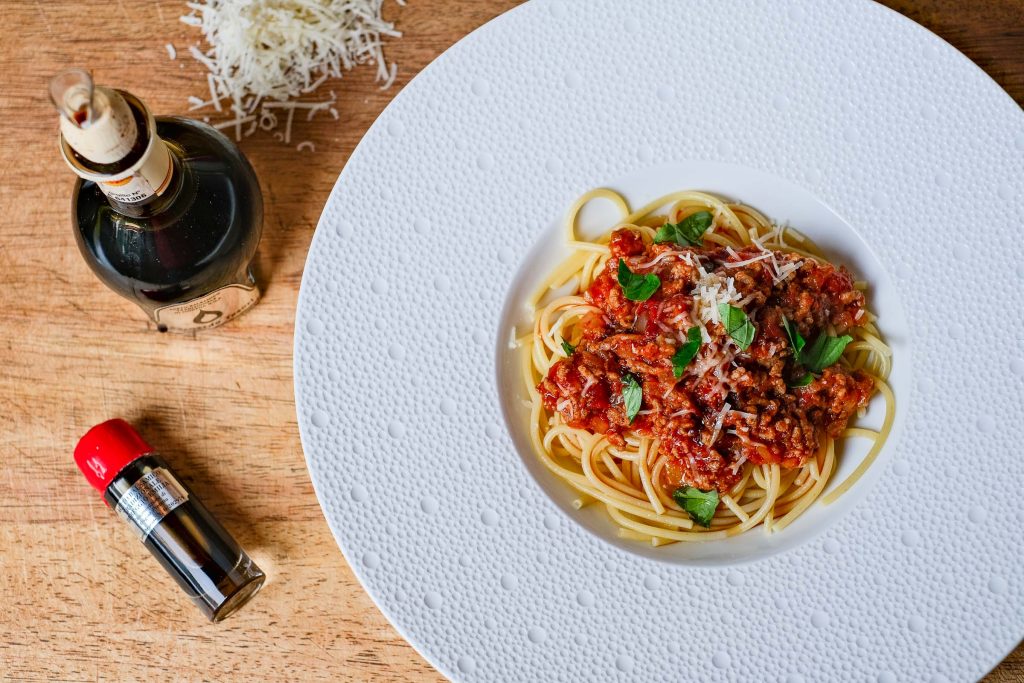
[104,455,265,621]
[72,117,263,328]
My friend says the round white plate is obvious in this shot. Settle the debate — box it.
[295,1,1024,681]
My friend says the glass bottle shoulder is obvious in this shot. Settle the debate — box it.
[72,118,263,307]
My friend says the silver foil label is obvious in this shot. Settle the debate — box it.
[115,467,188,539]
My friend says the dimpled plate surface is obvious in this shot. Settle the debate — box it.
[294,1,1024,680]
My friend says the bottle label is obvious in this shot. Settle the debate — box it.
[153,283,260,332]
[115,467,188,540]
[99,139,174,204]
[59,90,177,205]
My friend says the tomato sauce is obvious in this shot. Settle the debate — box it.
[538,228,875,493]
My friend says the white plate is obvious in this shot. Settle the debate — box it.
[295,1,1024,680]
[498,161,912,567]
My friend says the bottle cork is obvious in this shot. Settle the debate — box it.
[51,69,139,166]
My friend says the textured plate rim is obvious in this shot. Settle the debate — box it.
[293,1,1024,680]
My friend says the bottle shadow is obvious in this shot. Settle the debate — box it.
[246,171,289,299]
[234,126,334,302]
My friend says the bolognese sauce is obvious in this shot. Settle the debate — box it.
[538,227,874,494]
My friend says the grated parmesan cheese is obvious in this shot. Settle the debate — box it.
[748,233,803,285]
[707,401,731,447]
[165,43,177,60]
[180,0,404,143]
[690,266,741,331]
[636,250,684,270]
[722,251,772,269]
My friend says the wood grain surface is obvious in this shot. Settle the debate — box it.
[0,1,1020,681]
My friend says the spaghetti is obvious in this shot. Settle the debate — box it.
[518,189,894,545]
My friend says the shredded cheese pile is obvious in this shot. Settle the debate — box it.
[691,265,741,329]
[180,0,403,146]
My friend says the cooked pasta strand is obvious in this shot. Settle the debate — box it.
[522,188,893,543]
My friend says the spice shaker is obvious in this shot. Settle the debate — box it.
[74,419,265,621]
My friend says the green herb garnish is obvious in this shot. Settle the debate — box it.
[717,304,755,350]
[790,373,814,388]
[780,315,806,359]
[653,210,713,247]
[780,316,852,371]
[780,315,852,386]
[560,339,575,356]
[801,333,853,373]
[671,326,702,378]
[672,486,720,528]
[616,259,660,302]
[621,371,643,423]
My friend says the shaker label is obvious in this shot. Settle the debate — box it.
[115,468,188,539]
[153,283,260,332]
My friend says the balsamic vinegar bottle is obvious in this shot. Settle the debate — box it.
[50,69,263,333]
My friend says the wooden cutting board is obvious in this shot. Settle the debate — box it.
[0,1,1020,680]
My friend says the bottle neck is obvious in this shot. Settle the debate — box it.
[59,90,178,215]
[107,143,184,219]
[100,132,175,208]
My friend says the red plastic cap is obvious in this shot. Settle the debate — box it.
[74,419,154,493]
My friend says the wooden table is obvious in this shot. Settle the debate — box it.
[1,1,1020,680]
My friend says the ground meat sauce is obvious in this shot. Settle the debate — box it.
[538,228,875,493]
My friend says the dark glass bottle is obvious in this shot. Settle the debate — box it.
[75,419,265,622]
[104,454,265,621]
[51,69,263,333]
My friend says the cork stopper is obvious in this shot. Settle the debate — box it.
[50,69,138,166]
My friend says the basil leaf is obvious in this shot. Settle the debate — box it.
[672,486,720,528]
[671,326,702,378]
[616,259,661,302]
[802,333,853,373]
[781,316,849,380]
[560,339,575,356]
[717,304,756,350]
[780,316,805,361]
[621,371,643,423]
[790,373,814,388]
[653,210,713,247]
